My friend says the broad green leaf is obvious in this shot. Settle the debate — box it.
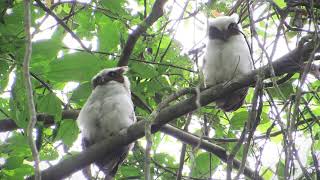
[260,112,270,124]
[10,164,33,178]
[153,153,176,167]
[118,166,141,177]
[0,60,9,92]
[274,0,286,8]
[70,82,91,105]
[269,80,294,99]
[37,93,62,122]
[0,3,24,35]
[192,152,220,177]
[9,70,28,129]
[55,120,79,147]
[32,30,63,62]
[2,164,33,180]
[100,0,125,12]
[46,52,114,82]
[262,168,273,179]
[5,133,31,156]
[97,17,120,51]
[230,111,248,129]
[277,161,285,179]
[74,11,95,37]
[131,63,158,79]
[4,156,24,170]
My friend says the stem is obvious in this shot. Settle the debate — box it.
[23,0,41,179]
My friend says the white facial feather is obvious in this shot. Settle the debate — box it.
[77,66,136,177]
[203,14,252,111]
[208,14,239,32]
[92,66,131,91]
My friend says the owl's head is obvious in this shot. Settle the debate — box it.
[92,66,130,89]
[208,14,242,41]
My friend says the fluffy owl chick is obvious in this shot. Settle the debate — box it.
[77,66,136,179]
[203,14,252,112]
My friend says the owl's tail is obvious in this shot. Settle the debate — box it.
[97,144,134,180]
[215,87,248,112]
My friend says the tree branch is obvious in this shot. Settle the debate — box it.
[117,0,168,66]
[23,0,40,179]
[34,0,90,52]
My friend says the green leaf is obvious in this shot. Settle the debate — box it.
[0,3,24,35]
[192,152,220,177]
[153,153,176,167]
[55,120,79,147]
[230,111,248,130]
[37,93,62,122]
[131,63,158,79]
[97,17,120,51]
[100,0,125,12]
[11,164,33,178]
[9,70,28,129]
[269,80,294,99]
[260,112,270,124]
[274,0,286,8]
[32,30,63,62]
[46,52,115,82]
[4,156,24,170]
[5,133,30,157]
[74,11,95,37]
[70,82,91,105]
[40,145,59,161]
[0,60,9,92]
[277,161,285,179]
[118,166,141,177]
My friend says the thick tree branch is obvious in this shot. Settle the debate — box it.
[117,0,168,66]
[24,40,318,180]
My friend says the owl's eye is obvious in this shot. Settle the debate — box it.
[228,23,238,30]
[108,71,117,77]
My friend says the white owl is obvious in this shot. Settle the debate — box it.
[77,66,136,179]
[203,14,252,111]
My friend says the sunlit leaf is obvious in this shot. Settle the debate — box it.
[55,120,79,147]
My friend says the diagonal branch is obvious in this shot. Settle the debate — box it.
[117,0,168,66]
[34,0,90,52]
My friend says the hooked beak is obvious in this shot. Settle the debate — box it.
[117,66,129,74]
[222,32,229,41]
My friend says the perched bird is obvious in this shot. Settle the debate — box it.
[77,66,136,179]
[203,14,252,112]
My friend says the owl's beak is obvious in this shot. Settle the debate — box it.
[222,31,230,41]
[117,66,129,74]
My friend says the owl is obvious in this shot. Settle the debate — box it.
[77,66,136,179]
[203,14,252,112]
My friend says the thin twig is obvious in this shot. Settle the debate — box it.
[176,114,192,180]
[23,0,41,179]
[34,0,90,52]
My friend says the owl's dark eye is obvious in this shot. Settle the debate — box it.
[228,23,238,30]
[108,71,117,77]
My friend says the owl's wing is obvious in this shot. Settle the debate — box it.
[77,98,103,143]
[96,144,133,180]
[215,87,248,112]
[78,99,103,180]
